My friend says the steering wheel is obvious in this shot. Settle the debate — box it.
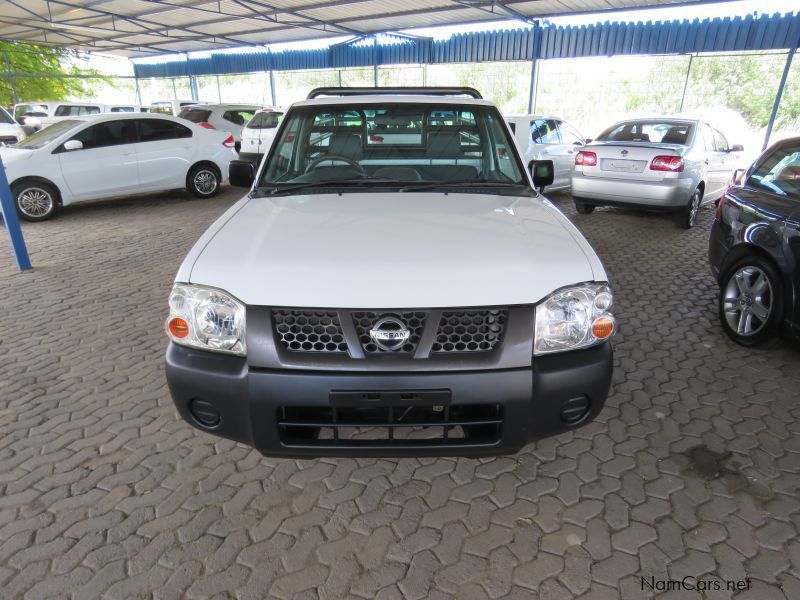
[304,154,366,175]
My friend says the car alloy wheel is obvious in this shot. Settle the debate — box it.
[193,169,218,195]
[17,187,54,219]
[722,265,772,336]
[688,190,700,226]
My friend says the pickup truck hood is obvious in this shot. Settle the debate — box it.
[186,192,603,308]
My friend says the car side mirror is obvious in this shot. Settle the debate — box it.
[229,159,255,188]
[573,140,583,146]
[729,144,744,152]
[584,138,592,144]
[529,159,554,192]
[63,140,83,151]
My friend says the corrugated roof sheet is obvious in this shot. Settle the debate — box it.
[133,11,800,79]
[0,0,734,58]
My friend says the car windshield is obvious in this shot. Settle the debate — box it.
[597,120,695,145]
[246,111,283,129]
[0,107,15,125]
[15,119,81,149]
[258,102,526,192]
[747,143,800,199]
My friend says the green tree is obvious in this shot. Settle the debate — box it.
[0,41,107,106]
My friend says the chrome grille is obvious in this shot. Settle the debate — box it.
[352,311,426,354]
[273,309,347,353]
[432,309,507,353]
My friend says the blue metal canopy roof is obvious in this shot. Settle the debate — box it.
[133,11,800,79]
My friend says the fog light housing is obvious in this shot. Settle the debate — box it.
[560,396,590,425]
[189,399,221,428]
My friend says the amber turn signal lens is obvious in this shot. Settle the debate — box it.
[168,317,190,339]
[591,316,615,339]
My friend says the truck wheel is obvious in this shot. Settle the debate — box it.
[674,187,701,229]
[187,164,221,198]
[718,256,783,346]
[574,201,595,214]
[13,181,59,222]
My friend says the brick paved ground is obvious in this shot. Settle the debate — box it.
[1,187,799,599]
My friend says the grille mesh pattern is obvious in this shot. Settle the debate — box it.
[432,309,507,353]
[353,312,426,353]
[273,310,347,353]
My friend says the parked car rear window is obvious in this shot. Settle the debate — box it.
[748,142,800,199]
[598,120,694,144]
[136,119,192,142]
[54,105,101,117]
[150,103,173,115]
[15,104,48,119]
[246,111,283,129]
[223,110,257,126]
[178,108,213,123]
[15,119,80,149]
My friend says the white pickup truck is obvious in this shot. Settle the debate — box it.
[164,87,616,458]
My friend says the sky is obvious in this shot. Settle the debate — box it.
[109,0,798,69]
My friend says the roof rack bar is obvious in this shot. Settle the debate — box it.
[307,86,483,99]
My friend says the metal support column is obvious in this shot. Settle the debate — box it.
[0,154,31,271]
[373,36,379,87]
[527,22,540,114]
[189,75,199,101]
[679,53,694,112]
[763,34,800,150]
[171,78,177,98]
[134,77,142,105]
[269,70,276,106]
[3,50,18,104]
[216,75,222,102]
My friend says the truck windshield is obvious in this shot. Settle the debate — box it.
[258,103,526,191]
[597,120,695,145]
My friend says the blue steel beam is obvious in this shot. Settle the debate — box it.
[763,26,800,150]
[0,154,31,271]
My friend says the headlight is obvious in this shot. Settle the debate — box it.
[534,283,615,355]
[165,284,246,356]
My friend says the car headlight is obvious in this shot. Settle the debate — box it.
[534,283,615,355]
[165,284,246,356]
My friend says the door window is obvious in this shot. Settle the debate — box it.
[557,121,583,145]
[67,120,134,150]
[136,119,192,142]
[530,119,559,144]
[713,129,729,153]
[747,142,800,199]
[149,103,173,115]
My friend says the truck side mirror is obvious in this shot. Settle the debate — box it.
[529,159,554,192]
[229,160,255,188]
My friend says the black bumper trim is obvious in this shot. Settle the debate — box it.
[165,342,613,458]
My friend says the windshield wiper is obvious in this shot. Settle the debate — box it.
[252,176,401,196]
[399,181,528,193]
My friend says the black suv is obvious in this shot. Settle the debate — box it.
[709,136,800,346]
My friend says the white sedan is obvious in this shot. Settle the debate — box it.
[2,113,237,221]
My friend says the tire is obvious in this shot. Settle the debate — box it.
[674,187,702,229]
[574,201,595,214]
[187,164,221,199]
[718,255,784,346]
[12,181,58,222]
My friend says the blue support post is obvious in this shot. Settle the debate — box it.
[0,154,32,271]
[763,31,800,150]
[373,36,379,87]
[527,22,541,114]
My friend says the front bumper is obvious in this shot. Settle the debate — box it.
[165,342,613,458]
[571,172,694,209]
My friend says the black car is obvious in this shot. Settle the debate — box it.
[709,136,800,346]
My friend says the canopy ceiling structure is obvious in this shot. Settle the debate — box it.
[1,0,730,58]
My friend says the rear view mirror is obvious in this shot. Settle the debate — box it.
[229,160,255,188]
[63,140,83,152]
[729,144,744,152]
[529,159,554,192]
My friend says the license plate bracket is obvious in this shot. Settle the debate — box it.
[329,389,451,406]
